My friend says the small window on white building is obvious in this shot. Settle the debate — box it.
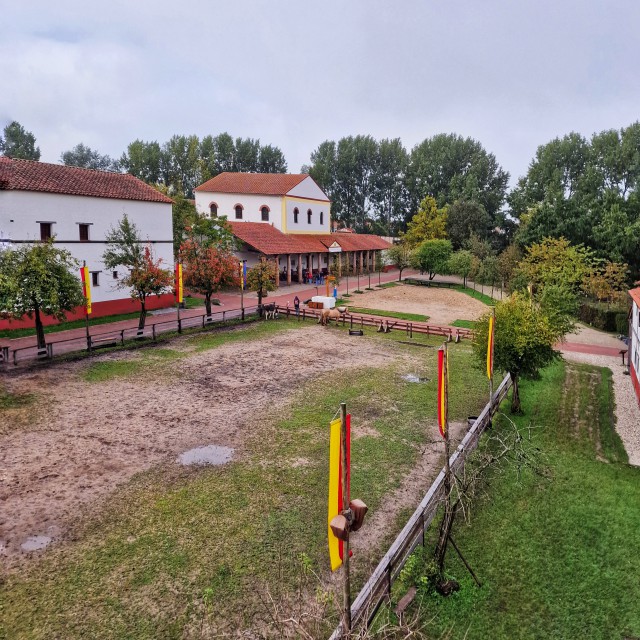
[113,271,118,279]
[261,206,269,222]
[40,222,52,241]
[79,224,90,242]
[91,272,100,287]
[235,205,243,220]
[320,211,324,225]
[210,203,218,218]
[307,209,312,224]
[294,207,299,223]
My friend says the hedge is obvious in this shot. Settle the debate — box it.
[578,302,628,333]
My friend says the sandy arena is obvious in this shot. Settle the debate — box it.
[345,282,490,325]
[1,324,451,565]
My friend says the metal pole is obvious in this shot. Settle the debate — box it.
[340,402,351,635]
[489,307,495,414]
[83,261,91,352]
[240,260,245,321]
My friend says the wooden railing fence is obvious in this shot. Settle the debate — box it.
[328,373,512,639]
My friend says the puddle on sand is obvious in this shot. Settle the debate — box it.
[178,445,234,466]
[402,374,431,384]
[21,536,52,552]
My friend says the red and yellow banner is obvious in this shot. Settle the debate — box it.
[80,266,92,315]
[437,347,447,438]
[175,263,183,303]
[487,315,494,380]
[328,414,351,571]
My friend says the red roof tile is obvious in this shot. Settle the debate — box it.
[195,172,314,196]
[630,287,640,307]
[227,221,392,255]
[0,158,173,204]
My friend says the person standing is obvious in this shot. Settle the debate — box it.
[294,295,300,317]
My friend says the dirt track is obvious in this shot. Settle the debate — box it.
[346,283,489,325]
[0,326,416,565]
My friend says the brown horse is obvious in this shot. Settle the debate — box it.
[318,308,341,326]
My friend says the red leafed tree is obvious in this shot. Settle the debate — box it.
[180,239,241,318]
[125,246,173,331]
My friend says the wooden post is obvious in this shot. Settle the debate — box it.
[286,254,292,286]
[298,254,303,283]
[489,307,495,414]
[340,402,351,635]
[240,260,245,321]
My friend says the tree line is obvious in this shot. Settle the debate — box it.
[2,119,640,276]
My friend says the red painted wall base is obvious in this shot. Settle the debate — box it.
[631,363,640,408]
[0,294,176,330]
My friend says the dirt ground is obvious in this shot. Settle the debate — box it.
[566,322,625,348]
[346,283,489,325]
[0,325,431,566]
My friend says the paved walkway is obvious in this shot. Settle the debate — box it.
[0,268,417,359]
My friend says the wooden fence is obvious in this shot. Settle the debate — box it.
[275,306,473,341]
[328,373,512,639]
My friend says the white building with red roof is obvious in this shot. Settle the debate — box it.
[194,172,391,285]
[629,287,640,406]
[0,158,175,327]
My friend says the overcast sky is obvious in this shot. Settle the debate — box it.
[2,0,639,186]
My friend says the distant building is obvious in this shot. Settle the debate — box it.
[0,158,174,328]
[194,172,391,285]
[629,287,640,406]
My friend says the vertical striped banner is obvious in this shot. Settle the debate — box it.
[80,266,92,315]
[437,347,447,438]
[328,413,351,571]
[487,315,495,380]
[175,264,183,303]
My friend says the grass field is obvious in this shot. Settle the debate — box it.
[450,319,477,329]
[452,284,496,306]
[391,359,640,639]
[1,320,489,639]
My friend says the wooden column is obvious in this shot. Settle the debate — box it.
[286,254,291,286]
[359,251,364,273]
[353,251,357,273]
[274,254,279,289]
[298,254,303,283]
[338,252,342,277]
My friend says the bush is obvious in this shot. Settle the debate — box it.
[577,302,626,332]
[615,312,629,336]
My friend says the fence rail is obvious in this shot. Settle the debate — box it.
[275,306,473,341]
[328,373,512,639]
[4,305,260,365]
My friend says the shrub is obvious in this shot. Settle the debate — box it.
[615,313,629,336]
[577,302,627,332]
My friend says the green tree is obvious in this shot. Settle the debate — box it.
[246,259,278,310]
[0,121,41,160]
[0,241,83,349]
[120,140,163,184]
[412,239,452,280]
[448,250,473,287]
[403,196,448,246]
[102,215,172,331]
[371,138,409,235]
[517,237,594,294]
[497,244,521,292]
[473,294,564,413]
[407,133,509,221]
[479,254,500,296]
[445,200,491,249]
[258,144,288,173]
[61,143,118,171]
[386,244,413,281]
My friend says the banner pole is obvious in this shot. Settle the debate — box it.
[82,262,91,352]
[340,402,351,635]
[488,308,495,414]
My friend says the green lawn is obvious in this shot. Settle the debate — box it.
[450,319,477,329]
[452,284,496,306]
[1,321,489,639]
[392,359,640,639]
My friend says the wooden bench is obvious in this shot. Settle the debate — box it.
[404,278,454,288]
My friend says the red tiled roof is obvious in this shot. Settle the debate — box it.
[227,221,392,255]
[0,158,173,204]
[630,287,640,307]
[195,172,314,196]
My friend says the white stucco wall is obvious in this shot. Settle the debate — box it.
[284,196,330,234]
[287,176,329,201]
[0,191,173,304]
[194,192,283,228]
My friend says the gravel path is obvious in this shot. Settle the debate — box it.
[561,349,640,466]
